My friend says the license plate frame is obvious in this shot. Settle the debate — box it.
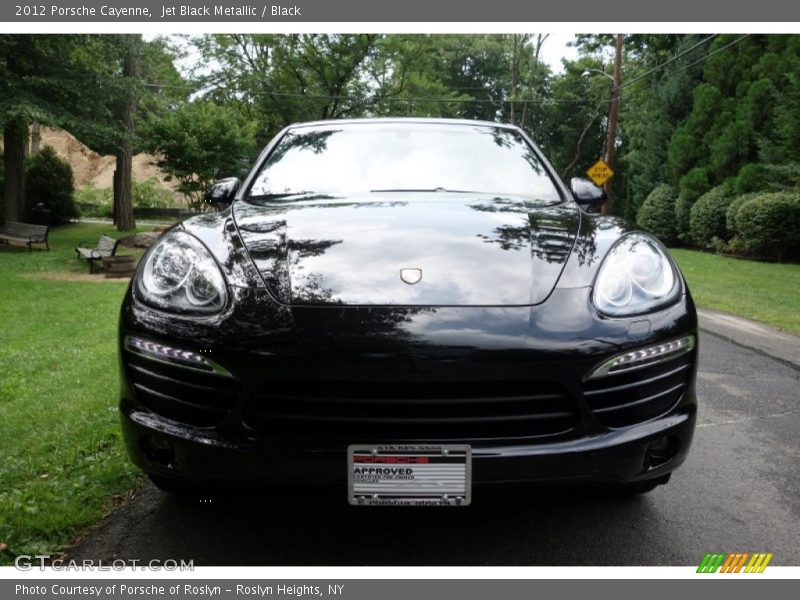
[348,444,472,506]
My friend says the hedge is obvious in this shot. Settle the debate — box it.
[689,186,733,249]
[734,191,800,261]
[725,192,760,238]
[678,167,711,203]
[733,163,800,195]
[636,184,678,244]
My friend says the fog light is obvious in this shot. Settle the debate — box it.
[140,436,175,467]
[586,335,695,380]
[646,436,678,468]
[124,335,232,377]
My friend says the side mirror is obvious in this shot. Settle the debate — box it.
[204,177,241,208]
[570,177,606,209]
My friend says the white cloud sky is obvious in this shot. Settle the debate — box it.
[539,33,579,73]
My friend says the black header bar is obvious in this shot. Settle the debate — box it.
[2,0,800,23]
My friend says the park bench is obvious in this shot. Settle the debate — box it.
[0,221,50,251]
[76,235,121,273]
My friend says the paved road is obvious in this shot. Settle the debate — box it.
[68,332,800,565]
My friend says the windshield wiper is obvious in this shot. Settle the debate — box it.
[247,191,321,200]
[370,187,483,194]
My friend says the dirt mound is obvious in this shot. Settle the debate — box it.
[38,127,176,190]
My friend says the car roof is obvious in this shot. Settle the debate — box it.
[287,117,520,131]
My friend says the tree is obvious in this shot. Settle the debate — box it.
[71,35,184,232]
[0,36,95,223]
[574,34,710,218]
[3,119,25,222]
[25,146,77,224]
[365,34,473,118]
[192,34,558,139]
[141,100,257,211]
[543,56,609,180]
[194,34,378,141]
[664,35,800,195]
[0,34,182,229]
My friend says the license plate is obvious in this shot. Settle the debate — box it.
[348,444,471,506]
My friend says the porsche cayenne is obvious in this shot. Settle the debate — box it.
[119,118,698,505]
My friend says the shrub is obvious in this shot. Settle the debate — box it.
[725,235,748,257]
[142,101,257,213]
[734,162,800,195]
[636,184,678,244]
[689,186,733,249]
[735,191,800,261]
[132,177,175,209]
[678,167,711,203]
[733,164,770,195]
[725,192,761,238]
[25,146,78,224]
[74,183,112,218]
[75,182,112,205]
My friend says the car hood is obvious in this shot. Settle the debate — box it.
[233,193,581,306]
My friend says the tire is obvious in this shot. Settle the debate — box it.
[617,473,671,496]
[148,474,211,500]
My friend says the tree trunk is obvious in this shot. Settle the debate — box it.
[533,34,549,65]
[115,142,135,231]
[112,167,120,226]
[115,35,138,232]
[3,118,27,224]
[30,121,41,155]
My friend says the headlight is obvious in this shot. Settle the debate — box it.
[136,230,227,314]
[593,233,680,316]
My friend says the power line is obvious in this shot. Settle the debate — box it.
[617,34,718,90]
[142,82,605,106]
[665,34,751,79]
[618,34,751,100]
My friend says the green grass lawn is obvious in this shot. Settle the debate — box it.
[0,223,153,564]
[669,248,800,335]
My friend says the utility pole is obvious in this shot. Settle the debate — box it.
[603,34,623,215]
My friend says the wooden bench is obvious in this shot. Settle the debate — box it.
[0,221,50,251]
[76,235,121,272]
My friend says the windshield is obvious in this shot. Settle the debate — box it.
[247,122,563,201]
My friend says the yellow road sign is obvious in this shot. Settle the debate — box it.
[586,159,614,186]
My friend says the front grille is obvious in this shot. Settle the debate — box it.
[582,352,693,428]
[244,379,578,442]
[124,352,239,427]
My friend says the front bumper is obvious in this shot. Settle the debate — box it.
[121,402,695,487]
[119,284,699,490]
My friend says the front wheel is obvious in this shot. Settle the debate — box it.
[148,474,213,501]
[617,473,671,496]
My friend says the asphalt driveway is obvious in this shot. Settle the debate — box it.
[67,330,800,565]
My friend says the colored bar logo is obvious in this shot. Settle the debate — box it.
[697,552,773,573]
